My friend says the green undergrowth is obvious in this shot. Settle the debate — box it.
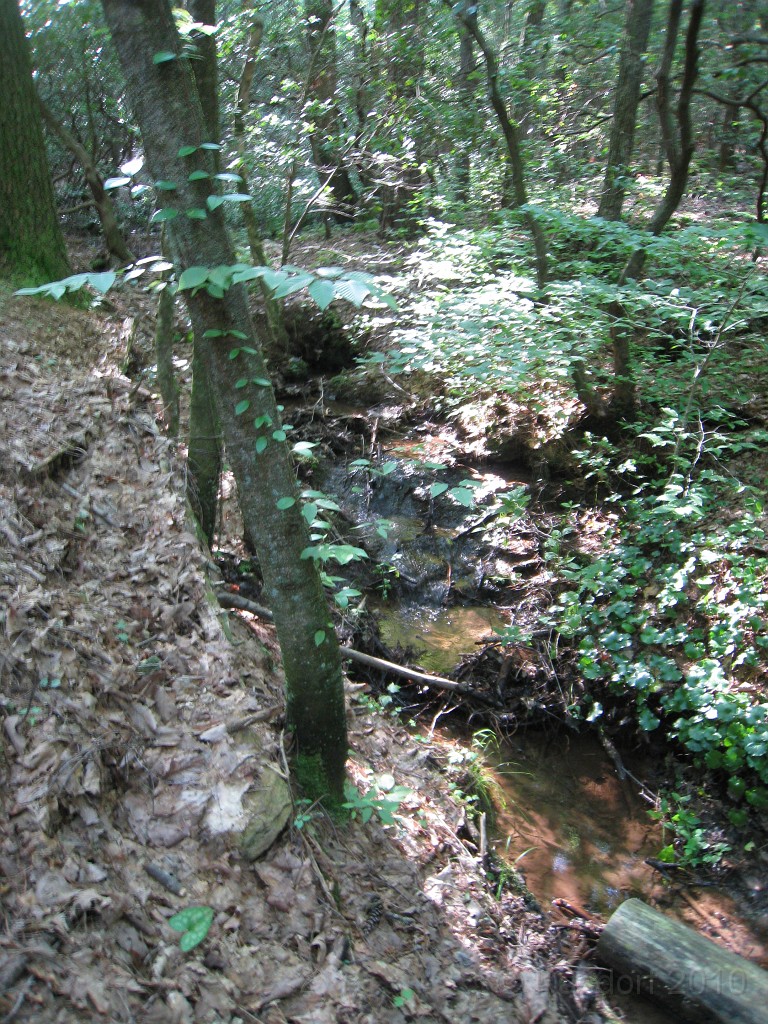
[363,209,768,862]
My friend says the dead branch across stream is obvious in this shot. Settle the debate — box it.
[215,590,499,705]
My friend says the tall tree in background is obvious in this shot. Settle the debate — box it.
[304,0,357,218]
[100,0,349,799]
[0,0,70,284]
[598,0,655,221]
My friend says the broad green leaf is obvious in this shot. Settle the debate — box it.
[168,905,214,951]
[429,482,449,498]
[276,497,296,510]
[178,145,198,157]
[206,194,225,211]
[218,193,252,203]
[234,378,248,388]
[292,441,317,456]
[104,176,130,190]
[88,272,116,294]
[235,399,250,416]
[252,377,271,387]
[302,502,319,525]
[188,170,210,181]
[272,429,287,442]
[231,266,269,284]
[200,142,221,150]
[153,51,176,64]
[186,208,208,219]
[308,279,335,310]
[255,436,268,454]
[314,630,326,646]
[177,266,209,290]
[448,487,474,507]
[271,273,314,299]
[150,208,179,223]
[214,172,243,182]
[155,180,178,190]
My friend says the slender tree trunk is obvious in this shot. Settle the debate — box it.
[234,12,289,354]
[454,0,477,203]
[304,0,357,220]
[622,0,705,280]
[598,0,655,221]
[0,0,70,284]
[101,0,348,798]
[154,276,180,437]
[182,0,222,545]
[449,0,548,288]
[37,97,134,263]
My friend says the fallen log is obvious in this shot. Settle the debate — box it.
[596,898,768,1024]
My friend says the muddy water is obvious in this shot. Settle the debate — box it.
[377,602,506,675]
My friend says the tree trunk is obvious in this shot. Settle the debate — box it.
[100,0,348,799]
[454,0,478,203]
[304,0,357,220]
[154,277,180,437]
[449,0,548,289]
[234,13,290,354]
[0,0,70,285]
[597,0,655,221]
[622,0,705,281]
[597,899,768,1024]
[37,96,134,263]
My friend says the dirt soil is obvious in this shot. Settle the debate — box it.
[0,285,611,1023]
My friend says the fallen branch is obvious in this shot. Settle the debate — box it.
[215,590,499,705]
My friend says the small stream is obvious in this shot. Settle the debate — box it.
[313,421,768,1020]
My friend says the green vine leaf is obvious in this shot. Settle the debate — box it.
[276,497,296,510]
[168,905,214,952]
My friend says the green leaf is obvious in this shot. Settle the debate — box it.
[272,429,287,442]
[188,170,210,181]
[186,208,208,220]
[168,905,214,952]
[255,437,268,454]
[429,482,449,498]
[200,142,221,150]
[276,497,296,510]
[271,273,314,299]
[303,502,319,525]
[292,441,317,456]
[219,193,252,203]
[234,378,248,389]
[206,194,225,211]
[448,486,474,507]
[150,208,179,223]
[155,180,178,191]
[314,630,326,647]
[178,145,198,157]
[235,399,250,416]
[88,272,117,294]
[104,176,130,190]
[308,279,336,310]
[252,377,271,387]
[215,172,243,183]
[177,266,209,290]
[153,51,177,64]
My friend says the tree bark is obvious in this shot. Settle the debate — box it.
[449,0,548,289]
[454,0,478,203]
[0,0,70,285]
[597,899,768,1024]
[622,0,705,281]
[598,0,655,221]
[100,0,348,798]
[304,0,357,220]
[37,96,134,263]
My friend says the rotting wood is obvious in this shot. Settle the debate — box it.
[596,898,768,1024]
[216,590,499,705]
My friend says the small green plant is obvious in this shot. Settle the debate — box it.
[650,794,731,869]
[168,905,214,951]
[343,774,411,825]
[393,987,416,1009]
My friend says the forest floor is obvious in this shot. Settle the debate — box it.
[0,268,612,1022]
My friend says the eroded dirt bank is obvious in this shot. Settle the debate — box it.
[0,290,612,1023]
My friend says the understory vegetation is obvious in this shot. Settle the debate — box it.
[352,200,768,862]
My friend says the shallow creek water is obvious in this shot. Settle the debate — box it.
[317,431,768,1019]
